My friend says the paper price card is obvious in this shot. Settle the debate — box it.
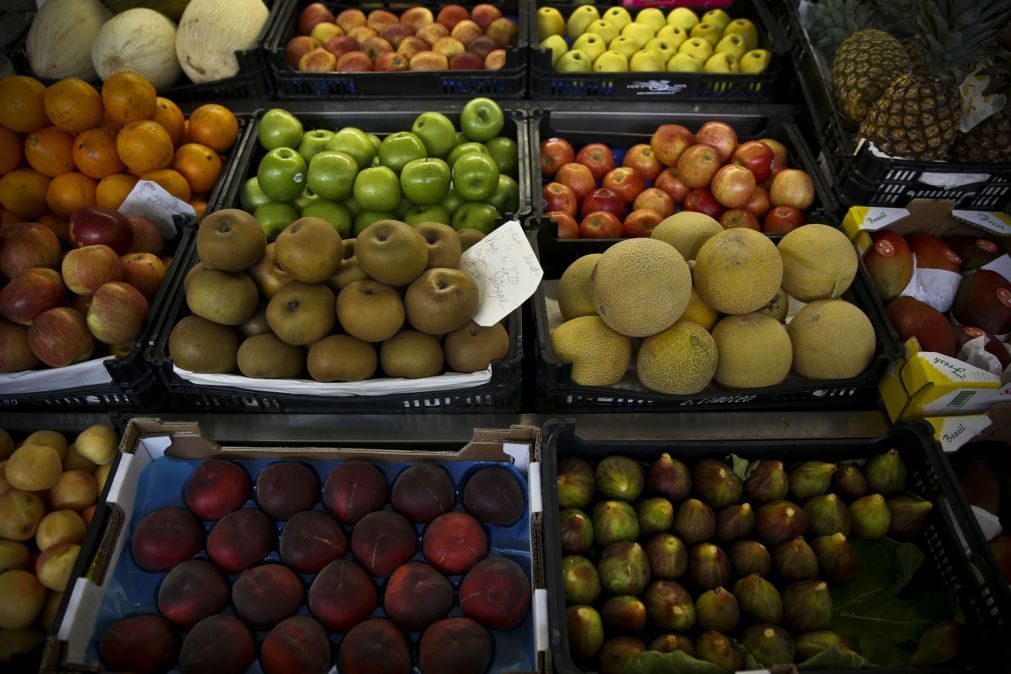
[459,220,543,327]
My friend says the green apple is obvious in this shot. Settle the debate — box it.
[367,133,382,153]
[484,137,518,177]
[601,6,631,32]
[635,8,666,34]
[690,22,723,47]
[537,6,565,40]
[644,38,677,63]
[608,36,640,60]
[395,197,413,219]
[297,129,334,162]
[401,157,451,206]
[257,147,307,202]
[308,150,357,201]
[448,142,489,167]
[354,210,397,236]
[404,204,451,226]
[327,127,376,170]
[679,37,713,62]
[585,20,618,45]
[656,25,688,49]
[411,111,456,158]
[629,50,664,72]
[441,187,463,215]
[724,18,760,51]
[667,7,699,32]
[565,5,599,40]
[667,52,703,73]
[715,34,747,60]
[451,202,498,234]
[621,22,654,48]
[540,35,568,67]
[452,153,499,202]
[460,97,504,143]
[239,177,270,213]
[378,131,427,173]
[701,9,731,32]
[254,202,299,239]
[740,49,772,74]
[302,199,352,238]
[572,34,606,63]
[292,188,319,212]
[258,109,303,151]
[556,49,592,73]
[487,174,519,215]
[353,166,401,212]
[704,52,739,73]
[343,198,361,217]
[454,131,468,148]
[593,50,629,72]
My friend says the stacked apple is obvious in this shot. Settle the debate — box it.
[288,3,518,73]
[241,98,519,239]
[541,122,817,239]
[0,209,168,373]
[538,5,771,75]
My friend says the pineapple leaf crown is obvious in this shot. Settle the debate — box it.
[811,0,878,58]
[913,0,1011,83]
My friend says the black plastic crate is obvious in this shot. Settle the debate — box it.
[527,0,793,101]
[540,418,1010,673]
[266,0,527,99]
[5,0,280,103]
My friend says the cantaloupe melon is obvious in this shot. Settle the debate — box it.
[651,212,723,261]
[591,238,692,337]
[712,313,792,388]
[777,224,857,301]
[637,320,718,394]
[551,316,632,387]
[558,254,601,320]
[788,299,875,379]
[759,287,790,323]
[694,228,783,315]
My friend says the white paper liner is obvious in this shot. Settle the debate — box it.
[972,505,1004,542]
[0,356,114,394]
[903,257,961,313]
[980,253,1011,283]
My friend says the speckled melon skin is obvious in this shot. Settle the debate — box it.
[695,229,783,315]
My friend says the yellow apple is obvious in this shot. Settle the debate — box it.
[715,34,748,60]
[690,22,723,47]
[645,38,677,63]
[704,52,739,73]
[572,33,607,63]
[556,49,592,73]
[566,5,600,40]
[702,8,732,32]
[540,34,569,67]
[594,50,629,72]
[601,6,632,32]
[537,7,565,40]
[678,37,713,63]
[634,7,666,34]
[667,7,699,32]
[740,49,772,74]
[667,52,703,73]
[629,49,664,72]
[585,19,619,44]
[657,24,688,50]
[609,35,641,60]
[621,21,654,48]
[723,18,760,51]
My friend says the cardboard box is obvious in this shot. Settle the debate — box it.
[925,403,1011,452]
[42,418,548,674]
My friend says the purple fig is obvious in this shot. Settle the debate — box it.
[733,574,783,623]
[558,457,595,508]
[832,464,869,501]
[696,632,744,670]
[795,631,851,660]
[562,555,601,604]
[783,580,833,631]
[592,500,640,546]
[743,623,795,666]
[695,587,740,633]
[811,533,857,585]
[689,543,731,590]
[745,460,789,503]
[643,580,695,631]
[865,449,906,495]
[730,540,772,577]
[673,498,715,545]
[567,605,604,660]
[850,493,890,539]
[755,500,809,547]
[647,453,692,501]
[595,456,645,502]
[772,537,819,581]
[886,495,933,538]
[598,542,651,596]
[645,533,688,579]
[649,633,694,656]
[789,461,836,499]
[911,620,963,666]
[693,459,743,508]
[716,503,755,543]
[560,508,593,554]
[598,637,646,674]
[601,596,646,632]
[804,493,853,537]
[636,497,674,535]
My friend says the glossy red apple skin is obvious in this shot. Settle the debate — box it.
[338,52,374,72]
[763,205,806,233]
[633,188,674,218]
[683,189,725,219]
[732,141,775,183]
[906,233,962,273]
[770,169,815,211]
[676,144,721,189]
[556,163,595,202]
[650,124,694,167]
[470,4,503,31]
[695,122,738,163]
[121,253,166,302]
[622,144,663,182]
[127,216,164,255]
[547,211,579,239]
[743,185,772,219]
[449,51,483,70]
[86,281,149,346]
[759,138,790,172]
[575,143,615,181]
[580,211,623,239]
[543,182,578,217]
[61,244,123,296]
[0,318,39,372]
[436,5,470,30]
[582,188,625,221]
[540,138,575,178]
[0,223,61,281]
[286,35,322,68]
[70,206,133,255]
[622,209,663,238]
[720,209,760,230]
[654,168,689,205]
[299,3,336,36]
[711,164,757,209]
[27,307,94,368]
[0,268,65,325]
[602,167,646,205]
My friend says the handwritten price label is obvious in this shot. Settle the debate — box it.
[459,220,543,327]
[118,180,196,237]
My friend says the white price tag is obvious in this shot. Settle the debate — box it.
[459,220,543,327]
[118,180,194,237]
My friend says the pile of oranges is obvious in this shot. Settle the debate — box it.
[0,72,239,239]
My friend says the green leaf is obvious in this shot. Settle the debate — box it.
[624,650,732,674]
[797,646,878,670]
[729,453,752,480]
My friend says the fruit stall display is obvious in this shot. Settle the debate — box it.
[266,1,528,98]
[541,419,1006,673]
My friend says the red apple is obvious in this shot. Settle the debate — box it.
[575,143,615,181]
[338,52,374,72]
[410,51,449,71]
[543,182,578,217]
[362,36,394,61]
[623,209,663,238]
[623,144,663,182]
[401,7,434,31]
[764,206,806,232]
[299,3,336,36]
[602,167,646,205]
[310,22,343,47]
[335,8,367,33]
[0,318,39,372]
[327,35,361,58]
[126,216,164,256]
[367,10,399,32]
[0,267,64,325]
[27,307,93,368]
[375,52,410,71]
[732,141,775,183]
[416,22,450,47]
[86,281,148,346]
[121,253,166,301]
[580,211,622,239]
[348,26,379,43]
[470,4,503,30]
[449,52,483,70]
[0,222,61,280]
[676,144,721,189]
[683,189,724,219]
[650,124,694,167]
[299,47,337,72]
[451,20,483,46]
[906,233,962,273]
[742,185,771,219]
[581,188,625,221]
[720,209,760,230]
[467,35,499,60]
[432,36,465,60]
[436,5,470,30]
[484,49,506,70]
[654,168,689,205]
[70,294,91,317]
[770,169,815,210]
[548,212,578,239]
[62,244,123,296]
[759,138,790,172]
[486,17,518,47]
[633,188,674,218]
[556,163,595,202]
[695,122,738,163]
[397,36,429,60]
[540,138,575,178]
[711,164,757,209]
[286,35,322,68]
[70,206,133,254]
[381,23,416,49]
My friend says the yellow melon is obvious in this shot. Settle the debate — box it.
[694,228,783,315]
[777,224,857,301]
[788,299,875,379]
[551,315,632,386]
[651,211,723,261]
[558,253,601,320]
[759,287,790,323]
[637,320,718,394]
[712,312,792,388]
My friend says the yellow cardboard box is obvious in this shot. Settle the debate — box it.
[924,404,1011,451]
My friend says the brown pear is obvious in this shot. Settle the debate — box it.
[169,316,238,373]
[196,209,266,271]
[444,320,509,372]
[355,220,428,286]
[238,305,270,338]
[307,334,377,382]
[380,330,444,378]
[342,238,356,259]
[415,222,462,269]
[237,333,304,379]
[275,217,343,283]
[250,244,293,299]
[458,228,485,252]
[405,268,479,335]
[336,280,405,342]
[186,270,258,325]
[266,282,335,346]
[184,261,209,291]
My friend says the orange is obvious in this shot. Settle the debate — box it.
[186,104,239,154]
[171,143,222,195]
[38,213,70,243]
[96,173,139,210]
[25,126,75,177]
[0,168,51,219]
[117,121,174,174]
[0,125,23,175]
[43,79,104,134]
[141,168,192,202]
[152,97,185,147]
[46,171,98,218]
[189,198,208,221]
[101,72,157,125]
[73,127,126,179]
[0,76,48,134]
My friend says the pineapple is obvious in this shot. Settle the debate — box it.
[831,29,910,125]
[809,0,876,60]
[953,46,1011,163]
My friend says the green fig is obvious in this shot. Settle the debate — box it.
[772,537,819,581]
[598,541,651,595]
[733,574,783,623]
[730,540,772,577]
[886,495,933,538]
[850,493,891,539]
[865,449,906,495]
[693,459,743,508]
[601,595,647,632]
[795,631,851,660]
[567,605,605,660]
[695,587,740,633]
[910,620,963,666]
[783,580,833,631]
[689,543,731,590]
[804,493,853,537]
[592,500,640,546]
[811,533,857,585]
[673,498,715,544]
[560,508,594,553]
[636,497,674,535]
[558,457,595,508]
[598,637,646,674]
[743,623,796,666]
[789,461,836,499]
[596,455,645,501]
[562,555,602,604]
[649,633,695,656]
[696,631,744,670]
[745,459,789,503]
[755,500,809,546]
[647,452,692,501]
[832,464,869,501]
[715,503,755,542]
[645,533,688,579]
[644,580,695,631]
